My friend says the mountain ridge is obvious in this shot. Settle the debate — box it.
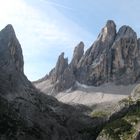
[0,22,140,140]
[35,20,140,94]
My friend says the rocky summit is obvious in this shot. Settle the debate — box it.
[35,20,140,94]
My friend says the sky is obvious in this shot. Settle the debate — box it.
[0,0,140,81]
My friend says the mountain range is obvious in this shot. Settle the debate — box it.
[0,21,140,140]
[35,20,140,93]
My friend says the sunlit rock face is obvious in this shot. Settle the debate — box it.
[75,20,116,85]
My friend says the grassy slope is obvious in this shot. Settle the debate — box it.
[97,98,140,140]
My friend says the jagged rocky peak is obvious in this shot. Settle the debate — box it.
[70,41,84,69]
[115,25,137,40]
[57,52,68,65]
[99,20,116,43]
[0,24,24,73]
[0,24,27,96]
[49,51,76,92]
[35,20,140,93]
[74,20,117,85]
[50,42,84,92]
[94,20,116,49]
[111,25,139,84]
[78,20,116,68]
[49,52,68,83]
[55,52,68,74]
[1,24,16,37]
[75,20,140,86]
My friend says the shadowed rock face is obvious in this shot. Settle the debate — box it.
[0,24,29,98]
[70,41,84,70]
[136,132,140,140]
[0,24,23,72]
[50,52,68,83]
[111,26,139,84]
[53,42,84,92]
[0,25,104,140]
[39,20,140,93]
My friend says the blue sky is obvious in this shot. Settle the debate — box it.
[0,0,140,81]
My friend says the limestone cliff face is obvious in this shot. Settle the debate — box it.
[49,52,68,83]
[76,21,140,86]
[42,20,140,92]
[111,26,140,84]
[70,41,84,70]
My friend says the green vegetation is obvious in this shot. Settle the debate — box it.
[91,111,110,118]
[98,102,140,140]
[119,96,133,106]
[124,104,140,125]
[102,119,135,140]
